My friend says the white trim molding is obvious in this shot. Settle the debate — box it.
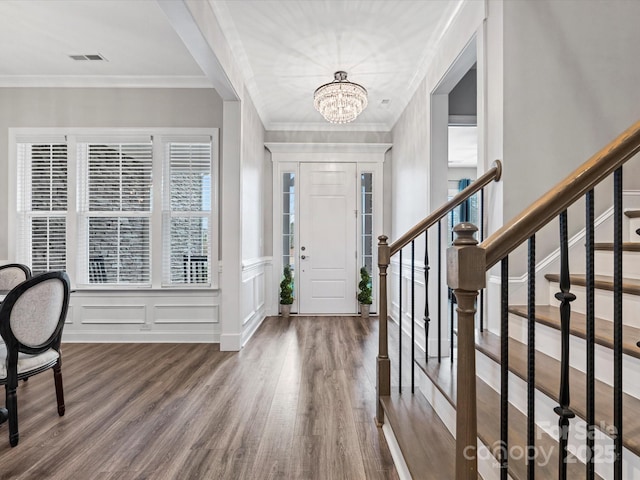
[265,142,392,155]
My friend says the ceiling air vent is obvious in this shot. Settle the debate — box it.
[69,54,108,61]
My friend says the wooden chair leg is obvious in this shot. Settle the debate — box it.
[53,359,65,416]
[6,384,19,447]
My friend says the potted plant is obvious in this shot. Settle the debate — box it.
[279,265,294,316]
[357,267,372,318]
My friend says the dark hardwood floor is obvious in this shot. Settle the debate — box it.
[0,316,398,480]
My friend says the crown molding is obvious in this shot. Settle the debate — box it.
[266,121,391,133]
[265,142,392,155]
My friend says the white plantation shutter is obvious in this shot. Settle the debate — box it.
[78,142,153,286]
[14,130,217,290]
[163,142,212,285]
[17,143,68,274]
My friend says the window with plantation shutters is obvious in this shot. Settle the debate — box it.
[78,142,153,286]
[12,129,218,290]
[16,143,68,275]
[163,142,212,285]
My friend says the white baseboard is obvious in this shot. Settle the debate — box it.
[220,333,242,351]
[62,331,218,343]
[242,309,267,346]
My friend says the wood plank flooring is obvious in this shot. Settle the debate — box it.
[0,316,398,480]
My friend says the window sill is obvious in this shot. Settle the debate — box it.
[71,287,220,295]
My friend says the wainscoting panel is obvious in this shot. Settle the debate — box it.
[154,304,218,324]
[81,305,146,325]
[63,290,221,343]
[241,257,273,346]
[65,305,74,324]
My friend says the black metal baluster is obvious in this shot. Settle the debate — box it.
[411,240,415,394]
[399,248,403,394]
[527,235,536,479]
[424,231,430,361]
[480,189,485,333]
[554,210,576,480]
[500,256,509,480]
[585,189,595,480]
[614,168,623,480]
[438,220,442,362]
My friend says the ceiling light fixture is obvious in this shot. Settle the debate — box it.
[313,71,368,124]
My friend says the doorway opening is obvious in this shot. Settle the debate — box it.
[430,36,480,358]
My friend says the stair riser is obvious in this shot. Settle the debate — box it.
[595,250,640,279]
[478,350,640,479]
[629,218,640,241]
[509,313,640,399]
[547,281,640,327]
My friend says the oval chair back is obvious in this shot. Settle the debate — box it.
[0,271,70,447]
[0,264,31,290]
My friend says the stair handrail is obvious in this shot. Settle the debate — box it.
[389,160,502,256]
[482,120,640,269]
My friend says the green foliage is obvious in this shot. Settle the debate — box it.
[279,265,294,305]
[357,267,372,305]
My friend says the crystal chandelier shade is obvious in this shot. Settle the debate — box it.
[313,71,368,124]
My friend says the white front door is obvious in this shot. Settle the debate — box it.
[298,162,357,314]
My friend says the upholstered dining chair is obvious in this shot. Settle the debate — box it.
[0,264,31,290]
[0,271,70,447]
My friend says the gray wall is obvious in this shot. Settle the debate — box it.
[502,0,640,222]
[241,86,267,261]
[449,67,477,117]
[0,87,223,260]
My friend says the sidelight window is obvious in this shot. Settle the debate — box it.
[282,172,295,279]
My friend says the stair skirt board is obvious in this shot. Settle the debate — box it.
[381,421,413,480]
[508,313,640,399]
[476,349,640,479]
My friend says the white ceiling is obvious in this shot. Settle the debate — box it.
[0,0,463,131]
[0,0,208,87]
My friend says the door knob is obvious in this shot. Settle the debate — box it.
[301,255,307,260]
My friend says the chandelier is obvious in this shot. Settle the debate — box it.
[313,71,368,124]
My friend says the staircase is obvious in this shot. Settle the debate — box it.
[376,121,640,479]
[383,207,640,479]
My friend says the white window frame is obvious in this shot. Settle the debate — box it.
[15,140,69,274]
[77,139,154,287]
[8,128,220,291]
[161,137,215,288]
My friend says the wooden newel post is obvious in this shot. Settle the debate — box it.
[447,223,485,480]
[376,235,391,426]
